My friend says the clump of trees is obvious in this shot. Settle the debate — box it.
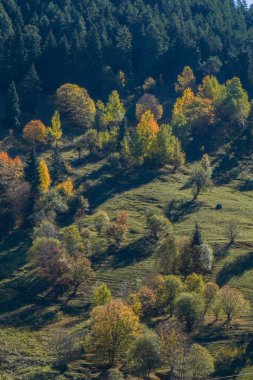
[172,70,250,151]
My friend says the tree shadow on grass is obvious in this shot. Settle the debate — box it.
[91,236,154,270]
[165,198,202,223]
[85,167,160,209]
[214,242,231,260]
[0,270,65,329]
[0,303,59,329]
[213,154,241,185]
[113,236,154,269]
[216,251,253,287]
[238,179,253,192]
[0,229,30,281]
[197,320,236,343]
[71,153,103,168]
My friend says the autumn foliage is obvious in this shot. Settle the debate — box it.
[57,179,74,197]
[56,83,96,130]
[87,299,140,365]
[0,152,23,189]
[39,160,51,192]
[23,120,47,144]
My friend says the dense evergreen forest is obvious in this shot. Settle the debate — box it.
[1,0,253,97]
[1,1,253,380]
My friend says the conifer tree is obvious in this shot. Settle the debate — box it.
[192,224,203,246]
[39,160,51,192]
[4,82,21,131]
[25,146,40,192]
[20,64,41,113]
[51,146,64,184]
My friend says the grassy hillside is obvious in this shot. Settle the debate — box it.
[1,140,253,379]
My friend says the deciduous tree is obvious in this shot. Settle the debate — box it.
[61,225,84,257]
[93,210,110,235]
[97,90,125,128]
[204,282,219,316]
[146,211,173,241]
[175,66,196,94]
[219,286,248,322]
[186,344,214,379]
[48,111,62,144]
[130,330,161,377]
[92,283,112,307]
[56,84,96,130]
[39,159,51,192]
[175,292,204,332]
[0,152,23,191]
[157,275,183,316]
[136,93,163,121]
[23,120,47,144]
[86,299,140,366]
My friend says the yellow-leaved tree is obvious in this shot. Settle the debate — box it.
[97,90,126,129]
[136,110,159,158]
[86,299,140,366]
[57,178,74,197]
[39,159,51,192]
[48,111,62,144]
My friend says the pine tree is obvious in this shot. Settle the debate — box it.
[25,146,40,192]
[4,82,21,131]
[20,64,41,113]
[191,224,203,246]
[51,146,64,184]
[39,159,51,192]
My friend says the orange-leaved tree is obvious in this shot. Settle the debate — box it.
[23,120,47,144]
[0,152,23,190]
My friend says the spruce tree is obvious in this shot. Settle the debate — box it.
[51,146,64,184]
[191,224,203,246]
[4,82,21,131]
[20,64,41,113]
[25,146,40,192]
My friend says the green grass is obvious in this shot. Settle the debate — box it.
[1,142,253,378]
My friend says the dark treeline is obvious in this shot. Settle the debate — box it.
[1,0,253,97]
